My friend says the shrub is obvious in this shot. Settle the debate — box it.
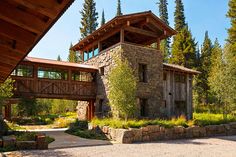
[53,117,75,128]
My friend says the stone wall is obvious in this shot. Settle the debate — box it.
[93,122,236,144]
[84,42,163,118]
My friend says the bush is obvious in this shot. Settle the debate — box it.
[53,117,76,128]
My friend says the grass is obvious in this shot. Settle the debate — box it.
[91,113,236,129]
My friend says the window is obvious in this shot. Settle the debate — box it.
[175,74,186,83]
[100,66,105,76]
[140,98,148,117]
[139,64,147,82]
[38,67,68,80]
[11,65,33,77]
[72,71,95,82]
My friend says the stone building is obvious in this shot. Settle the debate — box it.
[72,11,199,120]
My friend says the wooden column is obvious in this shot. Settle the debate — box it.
[156,38,160,50]
[98,41,101,53]
[92,47,95,57]
[87,51,89,60]
[80,51,84,62]
[33,64,38,93]
[120,29,124,43]
[87,102,91,121]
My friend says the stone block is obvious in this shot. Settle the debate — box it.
[142,135,150,142]
[109,128,117,140]
[16,141,37,150]
[102,126,109,134]
[174,126,185,134]
[185,127,193,138]
[229,122,236,129]
[146,125,160,133]
[129,128,142,142]
[215,125,226,135]
[2,136,16,148]
[164,128,173,140]
[205,125,217,136]
[35,134,47,150]
[198,127,206,137]
[115,129,128,143]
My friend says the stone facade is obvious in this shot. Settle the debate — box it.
[92,122,236,144]
[83,42,163,119]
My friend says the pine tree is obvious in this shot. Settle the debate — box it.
[226,0,236,44]
[170,26,197,68]
[101,9,106,26]
[195,31,213,105]
[57,55,62,61]
[116,0,123,16]
[80,0,98,39]
[158,0,170,62]
[68,43,79,63]
[208,39,224,105]
[174,0,186,32]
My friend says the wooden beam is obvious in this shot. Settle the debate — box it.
[0,45,24,59]
[0,19,37,45]
[0,34,28,52]
[12,0,58,18]
[124,26,159,38]
[0,1,46,34]
[156,38,160,50]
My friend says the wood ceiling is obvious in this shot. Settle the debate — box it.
[0,0,74,83]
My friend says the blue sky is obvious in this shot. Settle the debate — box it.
[29,0,230,61]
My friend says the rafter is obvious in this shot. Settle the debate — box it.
[124,26,159,38]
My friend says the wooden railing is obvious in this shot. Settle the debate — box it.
[12,76,97,100]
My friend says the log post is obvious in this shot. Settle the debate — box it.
[156,38,160,50]
[120,29,124,43]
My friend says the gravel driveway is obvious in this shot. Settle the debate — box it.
[3,135,236,157]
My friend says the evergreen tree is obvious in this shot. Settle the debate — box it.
[226,0,236,44]
[208,39,224,106]
[158,0,170,62]
[174,0,186,32]
[194,31,213,105]
[170,26,197,68]
[57,55,62,61]
[116,0,123,16]
[101,9,106,26]
[68,43,79,63]
[80,0,98,39]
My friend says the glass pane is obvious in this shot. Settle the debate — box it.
[38,67,67,80]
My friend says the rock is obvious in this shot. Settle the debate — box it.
[2,136,16,148]
[102,126,109,134]
[142,135,150,142]
[146,125,160,133]
[129,128,142,142]
[16,141,36,150]
[205,125,217,136]
[35,134,47,150]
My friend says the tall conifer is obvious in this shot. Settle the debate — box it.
[226,0,236,44]
[174,0,186,32]
[80,0,98,39]
[57,55,62,61]
[116,0,123,16]
[101,9,106,26]
[158,0,170,62]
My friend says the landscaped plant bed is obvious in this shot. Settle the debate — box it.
[90,122,236,143]
[0,132,54,152]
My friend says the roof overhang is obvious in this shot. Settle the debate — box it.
[163,63,201,75]
[72,11,177,51]
[0,0,74,83]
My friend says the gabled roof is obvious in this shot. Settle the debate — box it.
[72,11,177,51]
[163,63,201,75]
[23,57,98,71]
[0,0,75,82]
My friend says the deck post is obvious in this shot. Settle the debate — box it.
[120,29,124,43]
[4,104,11,121]
[156,38,160,50]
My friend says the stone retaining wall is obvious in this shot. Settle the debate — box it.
[94,122,236,143]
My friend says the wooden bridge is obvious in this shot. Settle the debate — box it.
[5,57,98,120]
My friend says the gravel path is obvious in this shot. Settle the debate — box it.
[4,136,236,157]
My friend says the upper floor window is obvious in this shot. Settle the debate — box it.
[139,64,147,82]
[11,65,33,77]
[38,67,68,80]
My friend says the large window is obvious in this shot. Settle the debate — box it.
[72,71,95,82]
[11,65,33,77]
[38,67,68,80]
[139,64,147,82]
[140,98,148,117]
